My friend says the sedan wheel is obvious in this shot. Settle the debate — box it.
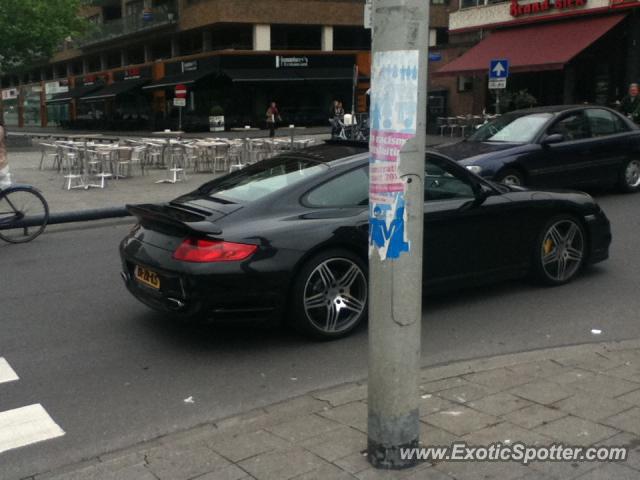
[619,159,640,193]
[496,169,524,187]
[534,217,585,285]
[291,250,368,339]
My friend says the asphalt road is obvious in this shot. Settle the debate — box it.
[1,190,640,479]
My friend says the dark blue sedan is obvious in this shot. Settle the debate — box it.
[436,105,640,192]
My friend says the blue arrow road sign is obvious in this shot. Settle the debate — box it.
[489,59,509,79]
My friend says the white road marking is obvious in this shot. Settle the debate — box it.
[0,404,65,454]
[0,358,19,385]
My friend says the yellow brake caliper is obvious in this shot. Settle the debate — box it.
[543,238,554,256]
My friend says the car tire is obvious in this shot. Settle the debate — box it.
[618,159,640,193]
[495,168,525,187]
[532,215,586,286]
[290,249,368,340]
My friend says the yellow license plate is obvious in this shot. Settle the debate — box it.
[135,265,161,290]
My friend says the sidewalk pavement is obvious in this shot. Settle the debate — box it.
[7,134,452,215]
[34,340,640,480]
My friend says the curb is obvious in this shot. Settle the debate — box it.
[0,207,131,230]
[32,338,640,480]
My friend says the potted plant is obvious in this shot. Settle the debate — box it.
[209,105,225,132]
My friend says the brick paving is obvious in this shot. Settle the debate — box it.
[32,340,640,480]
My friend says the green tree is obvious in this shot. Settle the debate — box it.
[0,0,86,73]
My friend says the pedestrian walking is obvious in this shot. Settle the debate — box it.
[266,101,282,138]
[619,83,640,123]
[0,120,11,188]
[329,100,340,138]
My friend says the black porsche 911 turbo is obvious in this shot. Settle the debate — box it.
[436,105,640,192]
[120,142,611,339]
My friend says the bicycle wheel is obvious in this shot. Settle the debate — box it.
[0,186,49,243]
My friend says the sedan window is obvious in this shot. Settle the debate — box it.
[586,109,629,136]
[305,167,369,207]
[547,113,591,141]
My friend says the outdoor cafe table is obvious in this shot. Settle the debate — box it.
[151,131,186,183]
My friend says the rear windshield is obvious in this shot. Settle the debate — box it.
[198,157,328,203]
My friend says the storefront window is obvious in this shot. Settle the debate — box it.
[2,97,19,127]
[23,87,42,127]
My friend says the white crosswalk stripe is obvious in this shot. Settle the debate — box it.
[0,358,19,385]
[0,358,65,455]
[0,404,65,454]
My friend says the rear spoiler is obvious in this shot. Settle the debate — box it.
[126,204,223,236]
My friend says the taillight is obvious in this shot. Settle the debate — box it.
[173,238,257,263]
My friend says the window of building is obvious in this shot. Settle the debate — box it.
[333,26,371,50]
[179,30,203,55]
[430,28,449,48]
[71,61,83,75]
[125,0,143,18]
[127,46,146,65]
[431,0,448,4]
[106,51,122,69]
[210,24,253,50]
[271,25,322,50]
[152,39,172,60]
[87,56,102,73]
[458,76,473,92]
[460,0,482,8]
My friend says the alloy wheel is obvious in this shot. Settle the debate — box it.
[624,160,640,188]
[501,174,522,186]
[540,219,585,283]
[303,258,367,334]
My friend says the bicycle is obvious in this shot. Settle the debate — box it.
[0,184,49,243]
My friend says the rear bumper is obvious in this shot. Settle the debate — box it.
[119,237,289,322]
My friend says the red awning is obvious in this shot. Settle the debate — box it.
[435,14,626,76]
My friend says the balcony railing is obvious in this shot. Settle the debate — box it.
[76,9,178,48]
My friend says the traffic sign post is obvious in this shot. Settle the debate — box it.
[489,59,509,114]
[174,84,187,131]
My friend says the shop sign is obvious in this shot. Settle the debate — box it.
[124,68,142,80]
[510,0,587,17]
[45,81,69,95]
[275,56,309,68]
[364,0,373,29]
[1,88,18,101]
[182,61,198,72]
[82,74,107,86]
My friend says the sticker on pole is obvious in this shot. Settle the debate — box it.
[369,50,419,261]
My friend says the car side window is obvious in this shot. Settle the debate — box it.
[424,159,475,202]
[547,113,591,141]
[305,166,369,207]
[586,109,629,136]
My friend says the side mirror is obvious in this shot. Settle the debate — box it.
[459,188,490,211]
[541,133,564,146]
